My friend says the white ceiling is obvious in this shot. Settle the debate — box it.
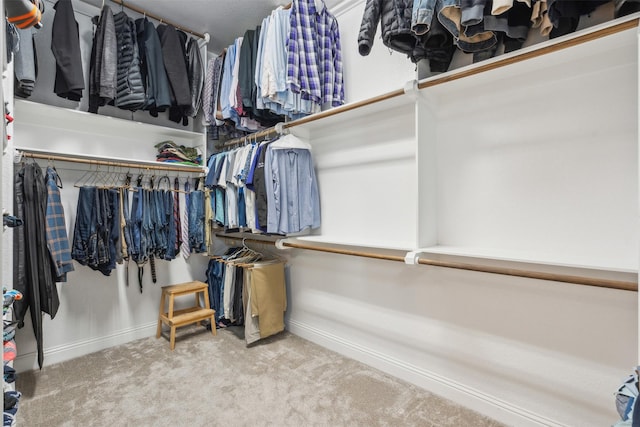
[80,0,344,54]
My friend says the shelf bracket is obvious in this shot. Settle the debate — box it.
[403,79,435,110]
[404,250,425,266]
[275,238,292,250]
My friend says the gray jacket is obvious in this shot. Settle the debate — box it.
[186,37,204,118]
[89,5,117,113]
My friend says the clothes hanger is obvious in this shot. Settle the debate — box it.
[90,165,107,187]
[107,167,122,188]
[269,133,311,150]
[46,157,63,189]
[74,163,96,188]
[156,175,171,191]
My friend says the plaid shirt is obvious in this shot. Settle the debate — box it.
[287,0,344,107]
[45,167,74,281]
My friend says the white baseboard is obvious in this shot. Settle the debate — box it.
[286,318,567,427]
[14,321,157,373]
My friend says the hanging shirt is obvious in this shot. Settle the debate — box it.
[229,37,244,110]
[45,167,74,282]
[255,15,271,112]
[287,0,344,107]
[225,150,239,228]
[219,43,236,121]
[265,142,320,234]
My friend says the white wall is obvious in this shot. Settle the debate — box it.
[285,2,638,427]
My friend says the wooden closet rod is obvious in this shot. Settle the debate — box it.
[214,234,637,291]
[110,0,207,40]
[220,127,281,149]
[17,148,205,174]
[279,241,638,292]
[217,86,407,150]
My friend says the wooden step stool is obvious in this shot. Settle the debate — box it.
[156,281,216,350]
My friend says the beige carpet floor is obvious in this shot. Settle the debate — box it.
[15,325,506,427]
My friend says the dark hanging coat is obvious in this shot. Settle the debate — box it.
[186,37,204,118]
[157,24,191,124]
[51,0,84,101]
[113,11,146,110]
[88,5,117,113]
[14,163,60,369]
[135,17,172,115]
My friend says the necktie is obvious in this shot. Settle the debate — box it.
[181,180,191,259]
[202,58,215,124]
[174,177,181,253]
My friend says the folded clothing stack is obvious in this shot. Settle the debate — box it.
[3,289,22,315]
[4,390,20,427]
[3,288,22,427]
[155,140,201,166]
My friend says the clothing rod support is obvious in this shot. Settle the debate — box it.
[17,150,204,174]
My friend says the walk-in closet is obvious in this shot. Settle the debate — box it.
[2,0,638,426]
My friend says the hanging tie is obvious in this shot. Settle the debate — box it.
[181,180,191,259]
[174,177,181,254]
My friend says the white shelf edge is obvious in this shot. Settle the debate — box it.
[14,146,205,172]
[14,99,204,140]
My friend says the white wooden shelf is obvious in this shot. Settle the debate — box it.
[14,100,206,165]
[14,100,203,144]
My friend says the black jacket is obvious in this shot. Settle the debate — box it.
[157,24,191,124]
[157,25,190,103]
[89,5,117,113]
[51,0,84,101]
[358,0,455,69]
[358,0,416,60]
[135,18,172,115]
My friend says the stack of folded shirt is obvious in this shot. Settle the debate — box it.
[154,140,201,166]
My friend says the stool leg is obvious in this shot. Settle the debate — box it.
[170,325,176,350]
[156,291,165,339]
[195,291,202,326]
[202,289,211,329]
[211,313,217,336]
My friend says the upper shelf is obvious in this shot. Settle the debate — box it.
[14,100,204,147]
